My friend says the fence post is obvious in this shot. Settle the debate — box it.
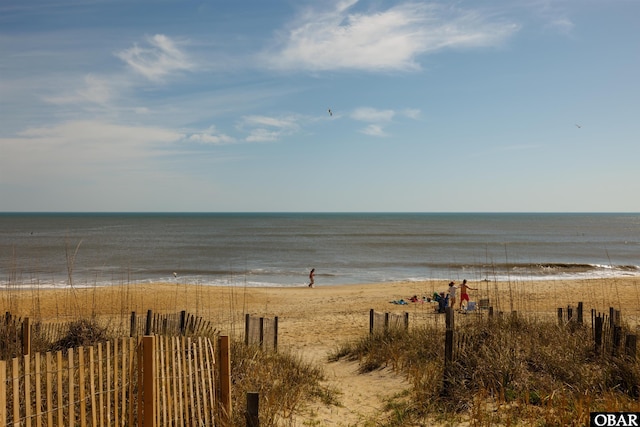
[22,317,31,356]
[273,317,279,352]
[219,335,232,426]
[246,392,259,427]
[143,335,156,427]
[609,307,615,329]
[577,302,583,324]
[594,315,603,355]
[0,360,5,427]
[384,312,390,332]
[180,310,187,335]
[259,318,265,348]
[557,308,563,326]
[404,312,409,330]
[130,312,137,337]
[245,314,250,346]
[445,306,454,331]
[145,310,153,336]
[369,309,374,334]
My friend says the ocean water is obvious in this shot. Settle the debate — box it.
[0,213,639,288]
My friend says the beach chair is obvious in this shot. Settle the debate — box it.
[466,301,477,312]
[478,298,490,310]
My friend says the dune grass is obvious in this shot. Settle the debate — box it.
[331,312,640,426]
[229,341,340,426]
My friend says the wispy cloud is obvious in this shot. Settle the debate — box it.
[361,124,387,137]
[265,0,519,72]
[45,74,117,107]
[402,108,421,120]
[352,107,396,122]
[0,120,182,183]
[351,106,419,137]
[519,0,575,36]
[117,34,193,82]
[187,126,236,145]
[238,115,301,142]
[547,18,574,35]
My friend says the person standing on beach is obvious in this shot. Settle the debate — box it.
[459,279,476,309]
[447,281,457,309]
[308,268,315,288]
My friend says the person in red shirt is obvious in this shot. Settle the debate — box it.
[459,279,476,310]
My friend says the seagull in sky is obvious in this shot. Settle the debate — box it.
[575,124,582,128]
[328,108,332,116]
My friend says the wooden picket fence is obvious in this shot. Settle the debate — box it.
[129,310,218,338]
[244,314,278,351]
[0,334,227,426]
[0,311,218,361]
[369,309,409,334]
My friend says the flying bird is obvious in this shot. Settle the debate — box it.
[575,124,582,128]
[328,108,332,116]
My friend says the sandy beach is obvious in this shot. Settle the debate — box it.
[4,277,640,425]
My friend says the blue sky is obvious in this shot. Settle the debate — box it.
[1,0,638,212]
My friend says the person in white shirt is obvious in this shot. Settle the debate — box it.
[447,281,457,309]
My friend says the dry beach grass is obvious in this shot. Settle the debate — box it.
[3,277,640,425]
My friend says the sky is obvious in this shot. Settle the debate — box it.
[1,0,639,212]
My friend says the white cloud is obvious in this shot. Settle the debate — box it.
[187,126,236,145]
[351,106,419,137]
[548,18,574,35]
[360,124,386,137]
[117,34,193,82]
[238,115,300,142]
[241,115,299,129]
[266,1,519,72]
[44,74,117,106]
[402,108,421,120]
[0,120,183,184]
[246,128,282,143]
[351,107,395,122]
[77,74,113,104]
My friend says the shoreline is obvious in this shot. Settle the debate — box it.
[4,277,640,325]
[4,270,640,291]
[4,277,640,360]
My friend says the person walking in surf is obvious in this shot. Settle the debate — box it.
[308,268,315,288]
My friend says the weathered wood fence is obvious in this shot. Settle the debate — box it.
[130,310,218,337]
[369,309,409,334]
[555,303,637,357]
[364,303,639,396]
[0,334,231,426]
[245,314,278,351]
[0,314,71,360]
[0,311,218,361]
